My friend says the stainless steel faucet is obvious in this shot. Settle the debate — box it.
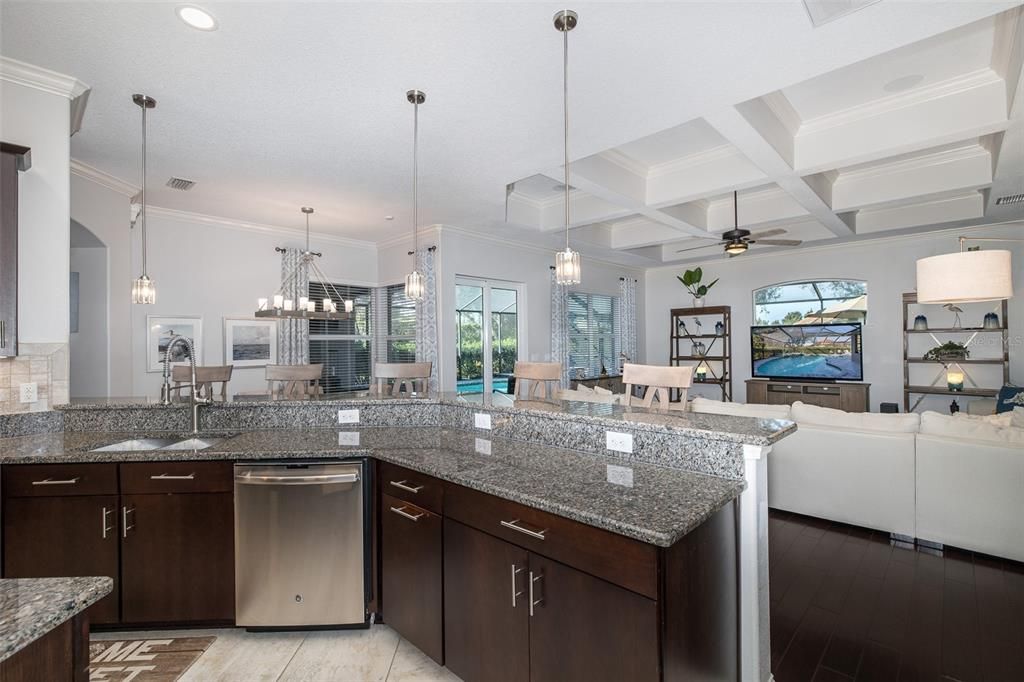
[160,335,211,434]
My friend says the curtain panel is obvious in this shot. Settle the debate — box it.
[618,277,638,370]
[277,248,310,365]
[550,269,571,388]
[415,248,439,393]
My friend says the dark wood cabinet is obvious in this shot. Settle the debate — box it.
[381,493,443,663]
[0,613,90,682]
[0,142,30,357]
[2,494,121,624]
[120,491,234,624]
[443,518,530,682]
[746,378,871,412]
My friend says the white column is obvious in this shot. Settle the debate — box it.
[740,443,772,682]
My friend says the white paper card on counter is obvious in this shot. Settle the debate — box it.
[474,413,492,430]
[475,438,492,455]
[337,431,360,446]
[337,409,359,424]
[606,464,634,488]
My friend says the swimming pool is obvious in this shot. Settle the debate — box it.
[753,353,859,379]
[457,376,511,394]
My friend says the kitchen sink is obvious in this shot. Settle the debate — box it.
[162,438,219,451]
[91,438,179,452]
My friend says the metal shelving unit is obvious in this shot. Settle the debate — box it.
[670,305,732,402]
[902,292,1009,412]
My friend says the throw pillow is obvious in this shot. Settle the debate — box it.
[995,385,1024,413]
[1014,407,1024,429]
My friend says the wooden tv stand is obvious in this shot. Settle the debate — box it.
[745,379,871,413]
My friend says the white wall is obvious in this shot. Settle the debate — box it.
[645,222,1024,411]
[435,226,646,392]
[69,244,108,397]
[0,80,70,343]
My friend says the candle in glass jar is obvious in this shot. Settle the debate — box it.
[283,299,294,311]
[946,370,964,392]
[323,298,333,313]
[306,300,316,313]
[273,294,284,309]
[257,298,268,311]
[299,296,308,310]
[345,300,354,313]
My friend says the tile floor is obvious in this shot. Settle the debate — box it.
[92,625,460,681]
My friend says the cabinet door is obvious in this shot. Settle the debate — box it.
[3,495,120,624]
[121,492,234,624]
[527,553,659,682]
[381,494,443,663]
[443,519,529,682]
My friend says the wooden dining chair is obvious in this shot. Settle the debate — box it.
[265,364,323,400]
[622,363,694,409]
[171,365,234,402]
[513,361,562,400]
[373,362,432,396]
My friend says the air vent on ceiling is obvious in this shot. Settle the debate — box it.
[995,193,1024,206]
[166,177,196,191]
[803,0,881,27]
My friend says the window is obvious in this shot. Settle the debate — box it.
[753,280,867,326]
[568,292,619,378]
[386,284,416,363]
[455,279,522,394]
[308,282,373,393]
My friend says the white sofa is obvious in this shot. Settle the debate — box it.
[689,397,1024,562]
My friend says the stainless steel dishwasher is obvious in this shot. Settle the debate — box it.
[234,460,368,628]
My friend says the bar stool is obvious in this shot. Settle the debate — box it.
[513,361,562,400]
[372,362,432,396]
[622,363,693,410]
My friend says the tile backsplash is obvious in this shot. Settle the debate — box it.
[0,342,69,414]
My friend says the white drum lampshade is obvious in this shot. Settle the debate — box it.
[916,250,1013,304]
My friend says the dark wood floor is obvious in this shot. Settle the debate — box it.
[768,510,1024,682]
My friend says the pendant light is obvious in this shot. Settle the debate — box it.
[254,207,353,320]
[131,94,157,304]
[405,89,426,302]
[916,236,1020,304]
[553,9,581,286]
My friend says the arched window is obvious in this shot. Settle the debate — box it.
[753,280,867,326]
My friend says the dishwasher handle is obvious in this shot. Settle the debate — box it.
[235,472,360,486]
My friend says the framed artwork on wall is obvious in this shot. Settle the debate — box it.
[223,318,278,368]
[147,316,203,372]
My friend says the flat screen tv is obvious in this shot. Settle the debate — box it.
[751,323,863,381]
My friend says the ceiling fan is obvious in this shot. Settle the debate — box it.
[675,190,803,257]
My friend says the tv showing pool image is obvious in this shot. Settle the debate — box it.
[751,323,863,381]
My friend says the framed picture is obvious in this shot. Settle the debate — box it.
[147,316,203,373]
[224,318,278,368]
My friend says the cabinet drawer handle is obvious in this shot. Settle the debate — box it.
[31,477,80,486]
[500,519,547,540]
[122,506,135,538]
[511,564,524,608]
[528,571,544,617]
[0,319,6,348]
[150,473,195,480]
[101,506,115,540]
[389,480,424,494]
[390,505,425,522]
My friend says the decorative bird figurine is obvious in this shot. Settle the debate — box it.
[943,303,964,329]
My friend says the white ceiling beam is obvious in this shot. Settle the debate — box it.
[706,186,809,233]
[705,105,856,237]
[856,192,986,234]
[645,147,767,208]
[609,218,695,250]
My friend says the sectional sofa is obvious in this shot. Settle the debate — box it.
[689,397,1024,563]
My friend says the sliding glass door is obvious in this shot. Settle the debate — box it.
[455,278,522,394]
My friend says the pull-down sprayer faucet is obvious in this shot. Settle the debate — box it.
[159,335,210,434]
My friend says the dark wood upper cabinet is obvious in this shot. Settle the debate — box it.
[443,518,530,682]
[381,493,443,664]
[0,143,30,357]
[3,494,121,624]
[120,491,235,625]
[527,552,659,682]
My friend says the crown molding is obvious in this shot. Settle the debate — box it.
[376,224,442,249]
[0,57,90,135]
[71,158,138,197]
[798,68,1003,136]
[598,149,649,178]
[146,206,378,250]
[761,91,802,137]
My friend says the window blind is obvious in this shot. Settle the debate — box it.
[567,292,620,378]
[386,284,417,363]
[308,282,373,393]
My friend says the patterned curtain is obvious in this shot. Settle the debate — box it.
[278,248,309,364]
[550,269,570,388]
[415,248,439,393]
[618,277,638,369]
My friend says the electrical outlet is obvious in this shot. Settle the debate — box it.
[474,437,492,455]
[337,431,360,446]
[337,409,359,424]
[474,412,492,430]
[606,464,635,487]
[605,431,633,454]
[19,382,37,403]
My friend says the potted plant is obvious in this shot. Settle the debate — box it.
[677,268,718,308]
[923,341,970,362]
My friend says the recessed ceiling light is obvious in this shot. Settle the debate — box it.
[385,216,394,221]
[176,5,218,31]
[883,74,924,93]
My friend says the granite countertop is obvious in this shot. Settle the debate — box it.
[0,427,744,547]
[0,576,112,662]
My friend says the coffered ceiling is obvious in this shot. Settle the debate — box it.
[1,1,1021,266]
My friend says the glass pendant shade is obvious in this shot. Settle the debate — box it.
[554,248,581,286]
[405,270,425,301]
[132,275,156,305]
